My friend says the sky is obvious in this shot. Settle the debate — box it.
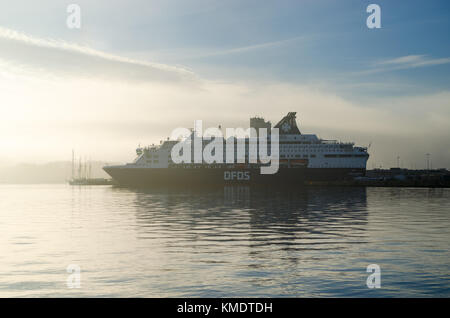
[0,0,449,169]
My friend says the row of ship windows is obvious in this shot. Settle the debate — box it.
[164,154,367,161]
[324,154,368,158]
[281,154,316,158]
[147,153,365,160]
[281,154,367,158]
[281,144,347,147]
[225,149,351,154]
[148,148,352,156]
[281,149,351,152]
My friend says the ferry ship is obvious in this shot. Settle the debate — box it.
[103,112,369,187]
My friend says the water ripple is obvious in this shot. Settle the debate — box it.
[0,185,449,297]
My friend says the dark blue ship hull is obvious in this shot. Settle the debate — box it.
[103,166,366,188]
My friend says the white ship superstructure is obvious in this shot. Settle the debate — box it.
[128,112,368,169]
[104,112,369,186]
[278,134,368,169]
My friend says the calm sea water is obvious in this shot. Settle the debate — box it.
[0,184,449,297]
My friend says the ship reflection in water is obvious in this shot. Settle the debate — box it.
[1,185,449,297]
[133,186,369,253]
[127,186,449,297]
[130,186,371,296]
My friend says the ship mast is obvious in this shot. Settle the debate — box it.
[71,149,75,181]
[78,157,82,180]
[88,158,92,179]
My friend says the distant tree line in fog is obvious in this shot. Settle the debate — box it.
[0,161,112,184]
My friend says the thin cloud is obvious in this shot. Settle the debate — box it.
[354,54,450,76]
[209,36,306,56]
[377,55,450,68]
[157,36,307,61]
[0,26,196,83]
[376,55,427,66]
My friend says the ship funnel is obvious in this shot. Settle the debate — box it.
[274,112,301,134]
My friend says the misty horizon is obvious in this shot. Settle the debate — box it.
[1,0,450,302]
[1,1,449,170]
